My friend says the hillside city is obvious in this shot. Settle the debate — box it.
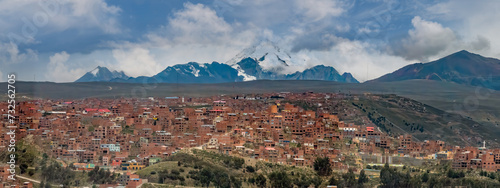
[1,92,500,188]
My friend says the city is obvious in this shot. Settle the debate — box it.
[1,92,500,187]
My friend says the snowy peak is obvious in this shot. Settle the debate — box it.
[74,42,360,84]
[223,41,359,83]
[75,66,130,82]
[226,40,295,70]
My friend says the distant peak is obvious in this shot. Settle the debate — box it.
[93,66,111,71]
[225,40,291,65]
[76,66,130,82]
[455,50,473,55]
[443,50,481,60]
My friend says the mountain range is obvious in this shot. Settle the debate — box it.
[75,41,359,83]
[76,43,500,91]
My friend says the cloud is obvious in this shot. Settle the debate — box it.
[291,33,345,52]
[426,0,500,59]
[45,51,86,82]
[469,35,490,51]
[297,39,412,82]
[167,2,233,44]
[111,47,162,77]
[8,0,500,83]
[107,2,258,77]
[0,42,38,64]
[295,0,344,21]
[0,71,3,82]
[390,16,456,61]
[286,0,351,53]
[0,0,122,44]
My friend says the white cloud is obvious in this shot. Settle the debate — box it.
[298,39,412,82]
[391,16,456,61]
[426,0,500,59]
[45,51,86,82]
[167,2,233,44]
[0,0,121,44]
[0,42,38,64]
[295,0,344,21]
[107,2,258,77]
[111,47,162,77]
[0,71,3,82]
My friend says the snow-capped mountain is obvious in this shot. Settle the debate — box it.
[227,40,295,70]
[75,66,130,82]
[74,41,359,83]
[226,41,358,83]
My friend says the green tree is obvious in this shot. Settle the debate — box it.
[422,173,429,183]
[40,181,45,188]
[231,157,245,169]
[269,171,292,188]
[313,157,332,176]
[199,169,212,188]
[311,176,322,188]
[342,168,357,187]
[230,176,242,188]
[212,171,231,188]
[256,174,267,188]
[246,165,255,173]
[328,176,338,186]
[293,175,311,188]
[427,177,438,188]
[358,169,369,185]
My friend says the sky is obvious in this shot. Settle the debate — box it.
[1,0,499,82]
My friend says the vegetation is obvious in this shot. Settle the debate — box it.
[313,157,332,176]
[268,171,292,188]
[0,137,117,187]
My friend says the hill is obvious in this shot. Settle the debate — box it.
[370,50,500,90]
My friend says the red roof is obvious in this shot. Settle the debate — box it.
[85,108,110,113]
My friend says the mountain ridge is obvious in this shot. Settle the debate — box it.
[75,66,130,82]
[369,50,500,90]
[75,41,359,83]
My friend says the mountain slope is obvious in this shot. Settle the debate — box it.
[151,62,242,83]
[75,66,130,82]
[286,65,359,83]
[370,50,500,90]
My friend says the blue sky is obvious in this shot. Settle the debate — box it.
[1,0,499,82]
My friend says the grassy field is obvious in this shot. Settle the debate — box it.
[352,95,500,147]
